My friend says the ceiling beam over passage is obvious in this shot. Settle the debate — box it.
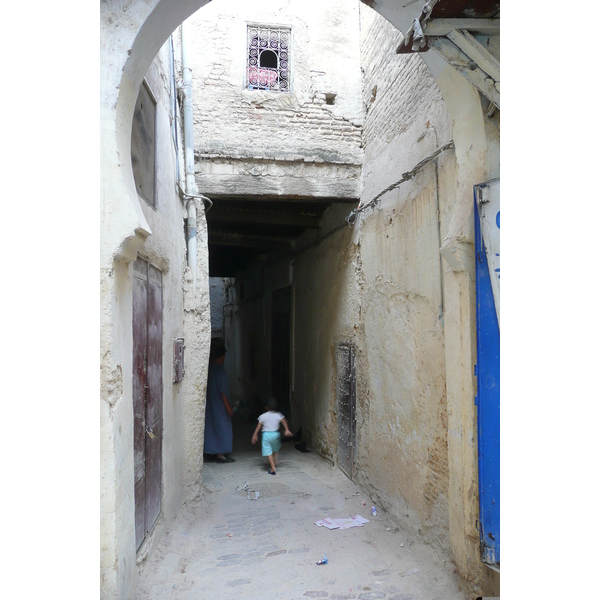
[205,194,340,276]
[208,207,322,228]
[204,193,359,204]
[209,231,296,252]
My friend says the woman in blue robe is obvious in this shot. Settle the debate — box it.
[204,341,235,463]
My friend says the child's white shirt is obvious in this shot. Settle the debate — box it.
[258,411,284,432]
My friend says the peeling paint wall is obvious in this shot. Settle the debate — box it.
[100,37,211,598]
[354,7,454,552]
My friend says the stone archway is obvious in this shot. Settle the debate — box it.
[101,1,498,597]
[101,0,491,267]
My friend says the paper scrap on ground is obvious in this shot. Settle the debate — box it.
[314,514,370,530]
[237,481,260,500]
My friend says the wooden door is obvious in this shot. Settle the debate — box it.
[132,257,163,551]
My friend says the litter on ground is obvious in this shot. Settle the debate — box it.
[314,514,369,530]
[236,481,260,500]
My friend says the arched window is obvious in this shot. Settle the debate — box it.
[259,49,278,69]
[247,25,291,92]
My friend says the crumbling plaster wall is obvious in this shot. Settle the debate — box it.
[285,5,455,557]
[134,42,190,530]
[100,37,211,598]
[184,0,363,200]
[358,7,499,597]
[289,179,452,556]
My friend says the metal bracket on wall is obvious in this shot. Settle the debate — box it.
[173,337,185,383]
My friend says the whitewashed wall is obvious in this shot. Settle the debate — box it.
[100,39,211,597]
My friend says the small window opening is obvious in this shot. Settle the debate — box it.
[325,93,336,105]
[260,50,278,69]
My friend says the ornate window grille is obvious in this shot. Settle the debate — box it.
[246,25,291,92]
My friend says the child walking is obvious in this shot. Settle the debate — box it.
[251,398,293,475]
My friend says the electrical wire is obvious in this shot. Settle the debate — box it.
[345,140,454,227]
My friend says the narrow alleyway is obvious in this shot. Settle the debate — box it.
[135,420,465,599]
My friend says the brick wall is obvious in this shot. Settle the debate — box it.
[359,6,452,202]
[184,0,364,197]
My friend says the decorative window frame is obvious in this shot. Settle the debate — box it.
[245,23,292,92]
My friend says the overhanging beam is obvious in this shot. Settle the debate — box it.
[207,208,321,228]
[203,192,359,204]
[209,232,295,251]
[446,29,500,82]
[423,18,499,36]
[428,36,500,109]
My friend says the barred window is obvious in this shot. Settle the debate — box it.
[246,25,291,92]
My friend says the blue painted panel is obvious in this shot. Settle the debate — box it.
[474,194,501,567]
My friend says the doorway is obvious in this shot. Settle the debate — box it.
[132,256,163,551]
[271,286,291,417]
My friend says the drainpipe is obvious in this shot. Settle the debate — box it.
[181,20,198,293]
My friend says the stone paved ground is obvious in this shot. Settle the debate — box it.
[135,421,465,600]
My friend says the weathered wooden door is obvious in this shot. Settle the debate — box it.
[337,344,356,481]
[132,257,163,551]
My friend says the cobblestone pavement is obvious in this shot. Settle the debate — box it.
[135,421,465,600]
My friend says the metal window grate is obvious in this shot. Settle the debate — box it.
[337,343,356,482]
[246,25,291,92]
